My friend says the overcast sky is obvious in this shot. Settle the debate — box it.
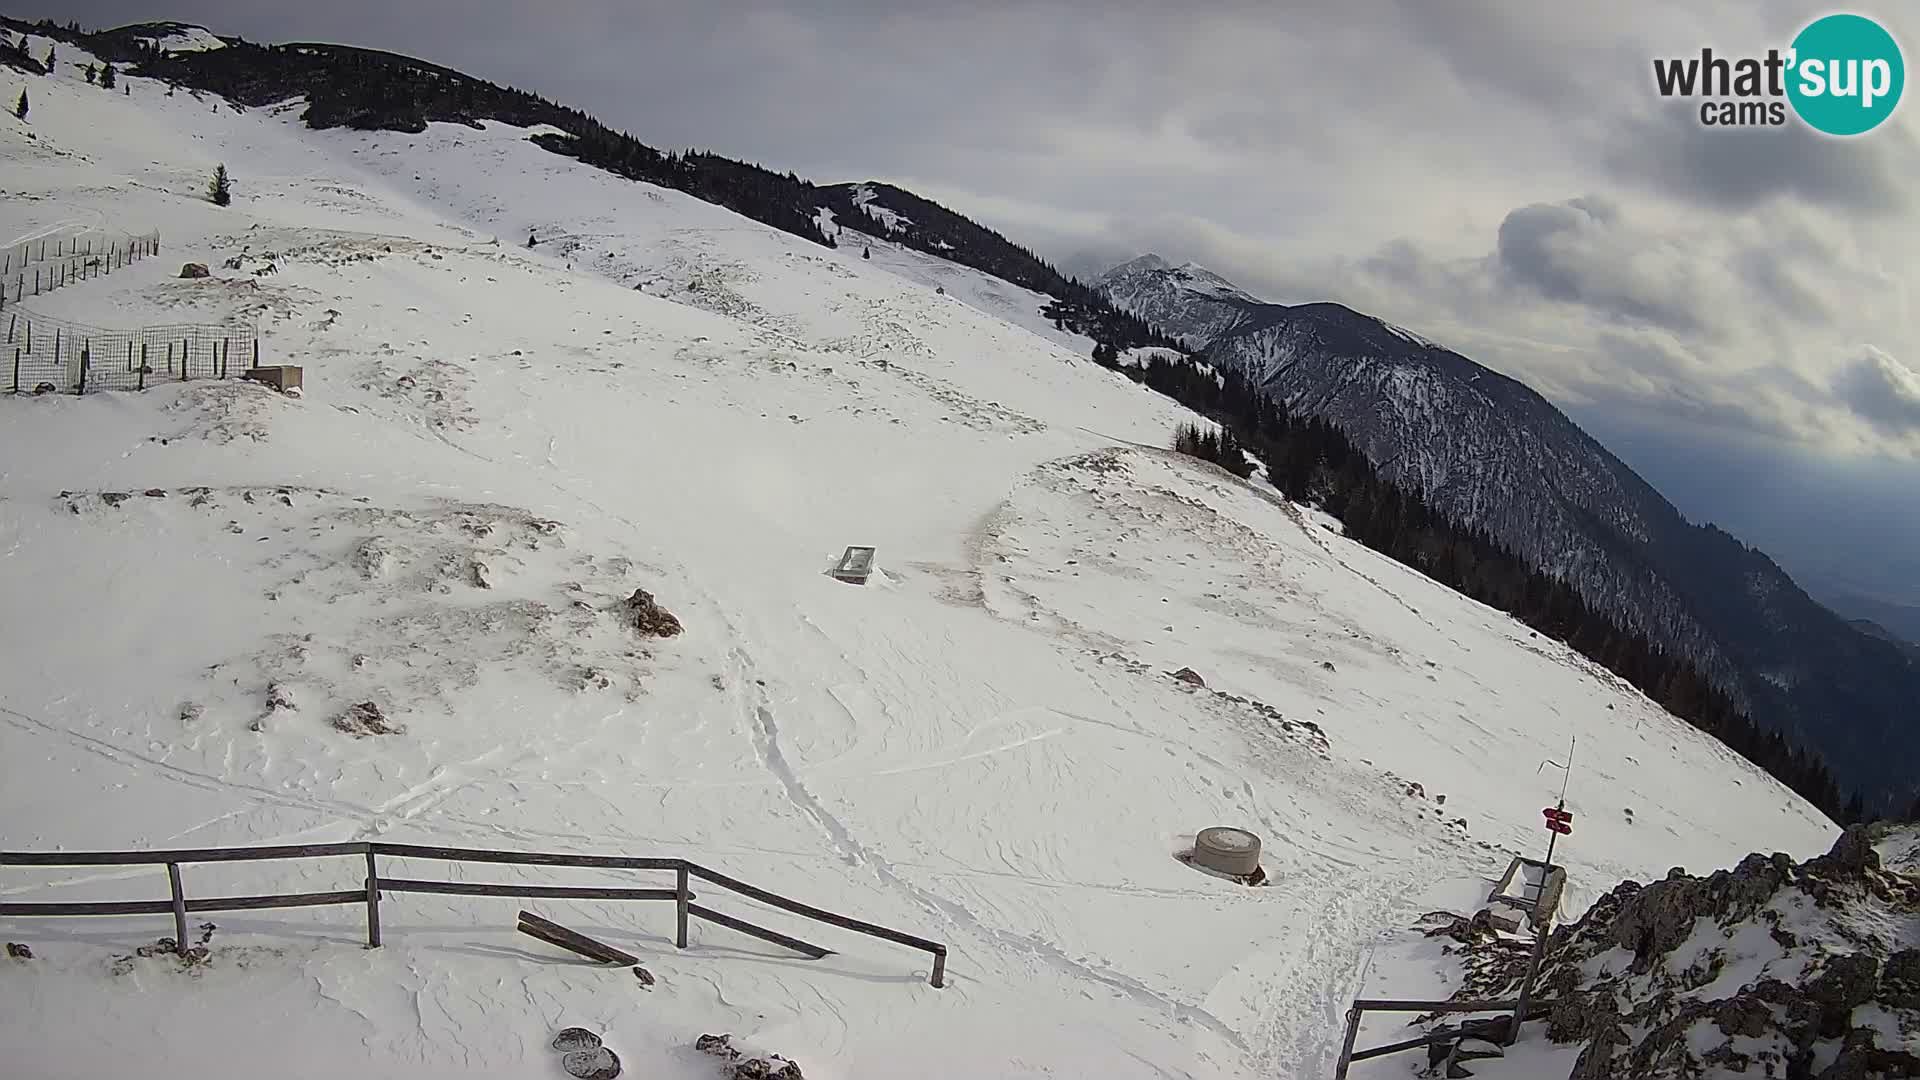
[38,1,1920,615]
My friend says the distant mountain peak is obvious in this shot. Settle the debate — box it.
[1097,253,1255,304]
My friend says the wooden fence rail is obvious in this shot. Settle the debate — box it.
[0,840,948,987]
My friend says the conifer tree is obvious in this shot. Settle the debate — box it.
[85,63,96,85]
[14,87,26,120]
[44,45,55,74]
[100,62,116,90]
[208,164,232,206]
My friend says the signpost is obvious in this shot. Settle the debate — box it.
[1509,736,1577,1045]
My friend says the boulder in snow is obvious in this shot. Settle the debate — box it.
[615,589,682,638]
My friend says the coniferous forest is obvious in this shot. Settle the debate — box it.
[1123,350,1855,822]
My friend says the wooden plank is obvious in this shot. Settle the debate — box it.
[687,863,941,954]
[1350,1032,1452,1063]
[516,911,638,966]
[186,890,368,913]
[688,903,832,959]
[365,851,381,948]
[675,865,690,949]
[0,898,175,917]
[0,890,366,917]
[167,864,189,955]
[0,842,369,866]
[373,842,680,872]
[380,878,679,902]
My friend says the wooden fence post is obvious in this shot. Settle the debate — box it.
[77,343,89,395]
[10,348,18,394]
[675,865,690,948]
[166,863,190,957]
[180,338,187,381]
[138,344,148,391]
[252,338,259,368]
[364,850,381,948]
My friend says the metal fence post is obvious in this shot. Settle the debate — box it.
[1333,1003,1363,1080]
[1507,921,1552,1045]
[166,863,190,956]
[364,849,382,948]
[930,946,947,989]
[675,865,689,948]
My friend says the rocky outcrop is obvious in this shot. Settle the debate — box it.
[1504,826,1920,1079]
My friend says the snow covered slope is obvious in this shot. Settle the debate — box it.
[0,39,1836,1080]
[1095,256,1920,813]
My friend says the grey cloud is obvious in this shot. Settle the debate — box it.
[1494,197,1708,333]
[1602,105,1914,214]
[1836,348,1920,434]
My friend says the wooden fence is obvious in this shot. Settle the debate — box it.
[0,840,948,988]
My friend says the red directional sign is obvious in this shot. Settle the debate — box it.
[1543,807,1574,835]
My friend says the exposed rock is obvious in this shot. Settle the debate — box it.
[615,589,682,637]
[333,700,399,736]
[179,262,210,279]
[551,1028,601,1053]
[696,1034,741,1060]
[5,943,31,960]
[1807,953,1879,1037]
[1170,666,1205,687]
[630,965,654,988]
[1881,949,1920,1010]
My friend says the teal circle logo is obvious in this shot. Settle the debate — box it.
[1787,14,1904,135]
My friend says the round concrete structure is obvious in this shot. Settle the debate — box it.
[1193,826,1262,876]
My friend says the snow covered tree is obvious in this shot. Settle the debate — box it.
[14,88,25,120]
[44,45,55,75]
[862,246,870,260]
[84,63,95,85]
[100,63,116,90]
[208,164,231,206]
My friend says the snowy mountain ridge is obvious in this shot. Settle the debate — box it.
[0,23,1840,1080]
[1095,256,1920,813]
